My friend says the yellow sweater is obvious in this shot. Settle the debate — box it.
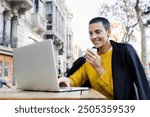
[69,50,113,99]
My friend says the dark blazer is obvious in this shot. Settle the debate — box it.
[66,57,91,87]
[111,40,150,100]
[67,40,150,100]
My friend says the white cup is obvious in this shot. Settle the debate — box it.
[83,48,97,58]
[88,48,97,55]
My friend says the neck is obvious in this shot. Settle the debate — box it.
[98,40,112,54]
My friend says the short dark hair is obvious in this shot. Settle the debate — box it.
[89,17,110,30]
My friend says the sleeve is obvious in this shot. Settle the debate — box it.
[69,63,88,87]
[125,44,150,99]
[96,71,113,96]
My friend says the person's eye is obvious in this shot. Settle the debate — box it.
[95,30,102,34]
[89,32,93,36]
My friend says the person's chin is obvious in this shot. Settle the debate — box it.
[94,44,102,48]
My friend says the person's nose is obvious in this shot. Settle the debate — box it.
[91,32,97,39]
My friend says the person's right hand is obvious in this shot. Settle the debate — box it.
[85,49,104,76]
[58,77,70,87]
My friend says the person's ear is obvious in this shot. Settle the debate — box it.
[107,29,111,37]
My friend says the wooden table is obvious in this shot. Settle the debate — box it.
[0,87,106,100]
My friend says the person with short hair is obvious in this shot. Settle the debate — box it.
[59,17,150,100]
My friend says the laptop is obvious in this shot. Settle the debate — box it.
[13,39,89,92]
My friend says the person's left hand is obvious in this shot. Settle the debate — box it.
[58,77,70,87]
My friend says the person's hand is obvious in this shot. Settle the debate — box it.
[58,77,70,87]
[85,49,104,76]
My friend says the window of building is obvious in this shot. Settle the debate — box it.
[34,0,39,12]
[46,34,53,40]
[4,62,9,77]
[62,17,64,38]
[0,61,2,77]
[69,35,72,50]
[46,2,52,23]
[0,32,3,45]
[57,10,59,33]
[55,7,58,32]
[47,25,52,30]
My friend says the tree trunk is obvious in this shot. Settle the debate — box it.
[135,0,149,75]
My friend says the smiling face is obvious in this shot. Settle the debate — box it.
[89,22,111,49]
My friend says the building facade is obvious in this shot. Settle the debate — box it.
[0,0,46,85]
[0,0,75,84]
[63,8,73,75]
[46,0,74,76]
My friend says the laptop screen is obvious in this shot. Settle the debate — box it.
[13,40,60,91]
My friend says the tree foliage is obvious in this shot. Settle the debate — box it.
[97,0,149,43]
[97,0,150,72]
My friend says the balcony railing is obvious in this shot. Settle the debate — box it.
[0,32,18,48]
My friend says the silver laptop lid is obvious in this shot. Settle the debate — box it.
[13,39,60,91]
